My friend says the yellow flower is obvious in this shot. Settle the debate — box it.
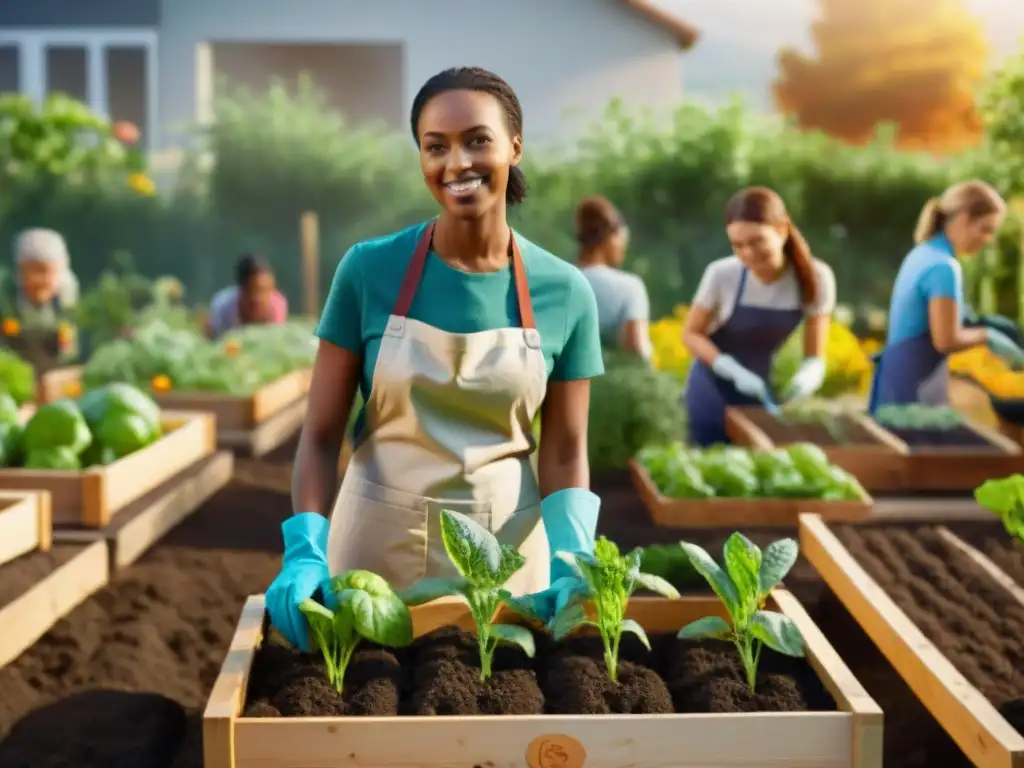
[151,374,172,393]
[128,173,155,196]
[63,380,82,398]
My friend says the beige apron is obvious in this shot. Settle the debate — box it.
[326,221,550,596]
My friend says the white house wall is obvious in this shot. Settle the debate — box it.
[156,0,683,149]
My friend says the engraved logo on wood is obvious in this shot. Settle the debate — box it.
[526,734,586,768]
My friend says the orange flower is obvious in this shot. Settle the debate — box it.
[112,121,140,144]
[63,380,82,398]
[57,322,73,348]
[223,340,242,357]
[151,375,172,393]
[2,318,20,336]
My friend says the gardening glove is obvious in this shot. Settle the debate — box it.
[987,327,1024,367]
[509,489,601,625]
[782,357,826,402]
[712,354,770,401]
[265,513,330,653]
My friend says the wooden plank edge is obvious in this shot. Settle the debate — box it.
[0,540,109,669]
[799,513,1024,766]
[969,418,1023,455]
[773,589,884,768]
[203,594,266,768]
[110,452,233,569]
[218,397,306,455]
[725,407,774,450]
[853,412,910,455]
[869,497,992,521]
[936,528,1024,613]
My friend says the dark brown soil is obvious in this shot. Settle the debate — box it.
[833,521,1024,743]
[885,425,999,449]
[0,545,85,608]
[744,409,880,447]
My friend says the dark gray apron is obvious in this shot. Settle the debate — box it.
[684,268,803,446]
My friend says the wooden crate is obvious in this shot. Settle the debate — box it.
[897,419,1023,492]
[0,539,108,668]
[726,406,910,493]
[0,490,51,566]
[37,365,82,403]
[0,410,215,527]
[204,593,882,768]
[155,368,311,431]
[628,458,872,528]
[801,513,1024,768]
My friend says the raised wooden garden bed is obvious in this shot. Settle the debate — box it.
[628,458,872,527]
[0,489,108,668]
[0,410,215,527]
[726,406,909,493]
[204,593,882,768]
[155,368,310,456]
[800,513,1024,768]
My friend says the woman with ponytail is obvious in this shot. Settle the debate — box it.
[682,187,836,446]
[266,67,604,651]
[870,180,1019,411]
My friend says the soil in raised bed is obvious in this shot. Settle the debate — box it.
[0,544,87,608]
[884,425,1000,449]
[743,409,880,447]
[833,521,1024,742]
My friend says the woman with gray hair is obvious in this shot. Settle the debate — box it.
[1,228,79,367]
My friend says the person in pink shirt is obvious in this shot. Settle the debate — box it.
[206,254,288,339]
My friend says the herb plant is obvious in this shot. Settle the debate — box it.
[677,534,805,692]
[398,509,536,681]
[543,537,680,684]
[299,570,413,693]
[975,474,1024,542]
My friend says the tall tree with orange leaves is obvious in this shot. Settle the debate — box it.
[773,0,989,150]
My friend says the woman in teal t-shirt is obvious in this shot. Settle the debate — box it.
[266,67,605,652]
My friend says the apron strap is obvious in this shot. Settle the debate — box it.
[730,267,749,316]
[392,220,536,329]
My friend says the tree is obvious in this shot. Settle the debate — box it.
[978,40,1024,194]
[773,0,989,151]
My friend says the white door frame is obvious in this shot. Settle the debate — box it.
[0,28,159,148]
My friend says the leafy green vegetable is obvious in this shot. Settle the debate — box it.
[24,400,91,455]
[638,543,703,591]
[545,537,679,683]
[299,570,413,693]
[0,348,35,405]
[398,509,536,681]
[975,474,1024,542]
[25,446,80,469]
[874,404,964,430]
[678,534,805,691]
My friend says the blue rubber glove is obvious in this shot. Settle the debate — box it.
[782,357,826,402]
[508,489,601,626]
[265,513,330,652]
[712,354,770,401]
[987,327,1024,367]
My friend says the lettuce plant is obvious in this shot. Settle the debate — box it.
[976,474,1024,542]
[298,570,413,693]
[398,509,535,681]
[544,537,680,683]
[677,533,804,692]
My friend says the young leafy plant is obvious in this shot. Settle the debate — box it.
[677,533,804,692]
[299,569,413,693]
[397,509,536,681]
[544,537,680,684]
[976,474,1024,542]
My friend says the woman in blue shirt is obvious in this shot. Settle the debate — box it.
[265,67,605,651]
[870,180,1023,411]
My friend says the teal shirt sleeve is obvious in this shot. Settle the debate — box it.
[550,273,604,381]
[316,244,363,353]
[919,259,961,303]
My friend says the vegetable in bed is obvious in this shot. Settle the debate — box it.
[23,400,92,469]
[873,404,964,431]
[544,537,679,683]
[78,382,161,458]
[677,534,805,692]
[975,474,1024,542]
[0,348,35,405]
[299,570,413,693]
[398,509,536,681]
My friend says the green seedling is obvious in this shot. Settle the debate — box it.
[976,474,1024,542]
[299,570,413,693]
[543,537,680,684]
[397,509,535,681]
[677,533,805,692]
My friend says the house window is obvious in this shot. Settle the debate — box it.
[0,30,157,149]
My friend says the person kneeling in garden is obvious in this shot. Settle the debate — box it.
[0,228,79,368]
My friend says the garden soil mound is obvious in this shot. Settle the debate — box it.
[0,463,982,767]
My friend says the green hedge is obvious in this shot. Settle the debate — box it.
[0,80,1008,317]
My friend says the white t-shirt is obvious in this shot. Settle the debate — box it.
[691,256,836,334]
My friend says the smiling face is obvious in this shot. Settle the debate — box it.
[417,89,522,219]
[946,210,1005,257]
[726,220,788,278]
[19,260,61,305]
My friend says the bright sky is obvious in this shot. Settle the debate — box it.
[653,0,1024,110]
